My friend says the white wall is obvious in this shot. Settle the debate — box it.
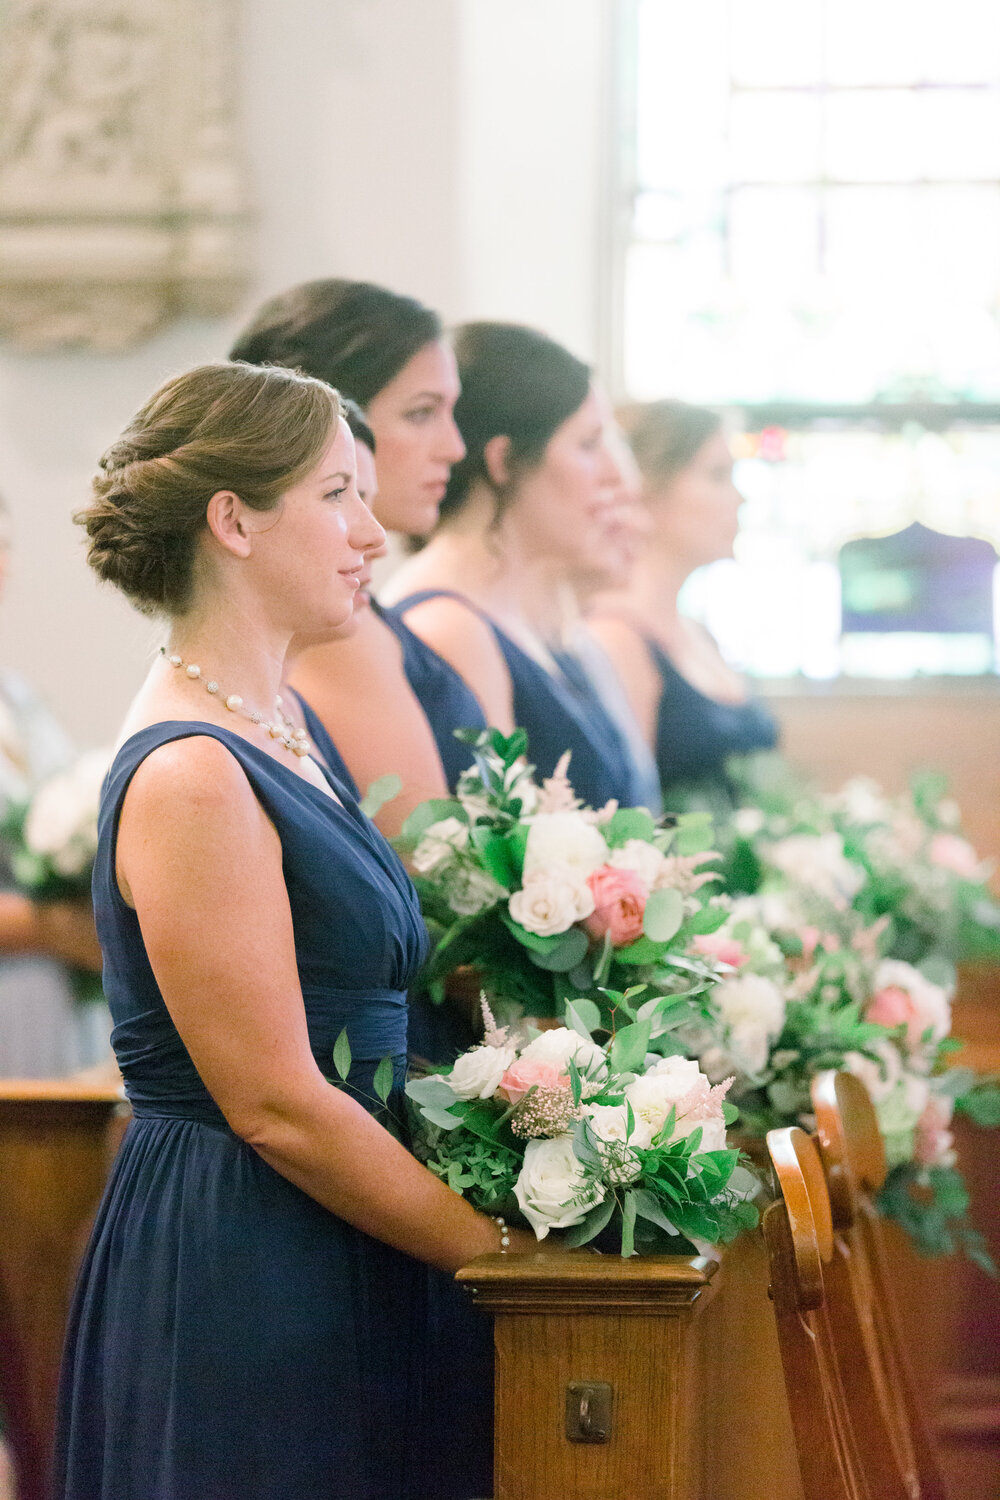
[0,0,609,744]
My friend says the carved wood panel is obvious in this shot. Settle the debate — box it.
[0,0,249,350]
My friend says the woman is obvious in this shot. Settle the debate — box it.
[56,362,529,1500]
[0,493,105,1077]
[589,399,778,809]
[381,321,651,812]
[230,280,485,838]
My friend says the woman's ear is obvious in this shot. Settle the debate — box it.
[483,434,513,489]
[205,490,253,559]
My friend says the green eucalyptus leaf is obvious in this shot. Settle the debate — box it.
[420,1105,465,1131]
[620,1190,638,1257]
[562,1192,617,1247]
[642,887,684,943]
[405,1075,460,1109]
[604,807,658,849]
[528,927,589,973]
[400,798,466,844]
[609,1018,652,1075]
[565,997,603,1039]
[631,1187,680,1236]
[332,1028,352,1082]
[359,773,403,819]
[373,1056,395,1105]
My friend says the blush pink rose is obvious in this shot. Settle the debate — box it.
[497,1057,568,1105]
[929,833,981,880]
[691,933,749,968]
[584,865,648,947]
[866,984,920,1040]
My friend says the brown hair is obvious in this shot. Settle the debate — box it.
[78,361,342,616]
[617,399,722,490]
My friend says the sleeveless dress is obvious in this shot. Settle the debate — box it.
[54,722,492,1500]
[372,601,487,788]
[393,591,649,811]
[642,634,779,807]
[287,686,361,800]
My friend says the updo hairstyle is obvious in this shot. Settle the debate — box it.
[617,400,722,490]
[439,322,590,527]
[78,361,342,617]
[340,396,375,455]
[229,279,441,406]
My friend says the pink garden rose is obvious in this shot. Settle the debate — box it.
[584,864,648,946]
[497,1057,569,1105]
[866,961,951,1052]
[691,932,749,969]
[929,832,982,881]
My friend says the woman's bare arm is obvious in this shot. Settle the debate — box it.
[290,611,450,839]
[117,735,529,1271]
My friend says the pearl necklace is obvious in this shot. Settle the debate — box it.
[160,647,312,758]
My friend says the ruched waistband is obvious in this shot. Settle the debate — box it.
[129,1097,234,1128]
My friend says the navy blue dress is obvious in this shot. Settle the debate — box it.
[287,685,361,800]
[54,722,492,1500]
[643,635,779,805]
[393,591,648,811]
[372,601,487,788]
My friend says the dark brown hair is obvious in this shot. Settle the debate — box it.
[78,361,341,616]
[438,322,590,527]
[229,279,441,406]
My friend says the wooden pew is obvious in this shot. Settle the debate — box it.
[0,1080,123,1500]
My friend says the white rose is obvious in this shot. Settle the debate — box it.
[520,1025,608,1082]
[585,1102,642,1184]
[844,1039,903,1105]
[833,777,891,826]
[522,812,608,883]
[411,816,469,874]
[508,869,593,936]
[624,1056,704,1148]
[448,1042,517,1100]
[764,832,865,905]
[514,1133,606,1239]
[607,840,662,890]
[710,974,786,1076]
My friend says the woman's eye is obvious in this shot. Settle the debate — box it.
[405,406,436,423]
[324,486,348,501]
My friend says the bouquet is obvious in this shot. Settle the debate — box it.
[1,749,110,1002]
[681,890,1000,1268]
[401,728,728,1028]
[406,997,759,1256]
[721,754,1000,967]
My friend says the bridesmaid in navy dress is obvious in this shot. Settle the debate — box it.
[589,399,778,809]
[230,281,485,841]
[56,362,529,1500]
[381,323,652,814]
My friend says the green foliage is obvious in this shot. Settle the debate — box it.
[359,773,403,820]
[878,1162,996,1274]
[643,887,684,943]
[956,1078,1000,1128]
[332,1028,352,1082]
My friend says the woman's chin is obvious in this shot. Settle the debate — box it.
[374,499,439,540]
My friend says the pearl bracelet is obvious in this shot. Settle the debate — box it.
[492,1215,511,1253]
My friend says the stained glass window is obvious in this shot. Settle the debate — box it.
[621,0,1000,677]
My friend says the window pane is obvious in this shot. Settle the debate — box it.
[729,92,822,182]
[825,92,922,181]
[917,90,1000,181]
[728,0,824,87]
[729,187,819,291]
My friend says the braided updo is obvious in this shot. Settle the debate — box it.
[78,361,342,616]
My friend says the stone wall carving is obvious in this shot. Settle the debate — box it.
[0,0,249,351]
